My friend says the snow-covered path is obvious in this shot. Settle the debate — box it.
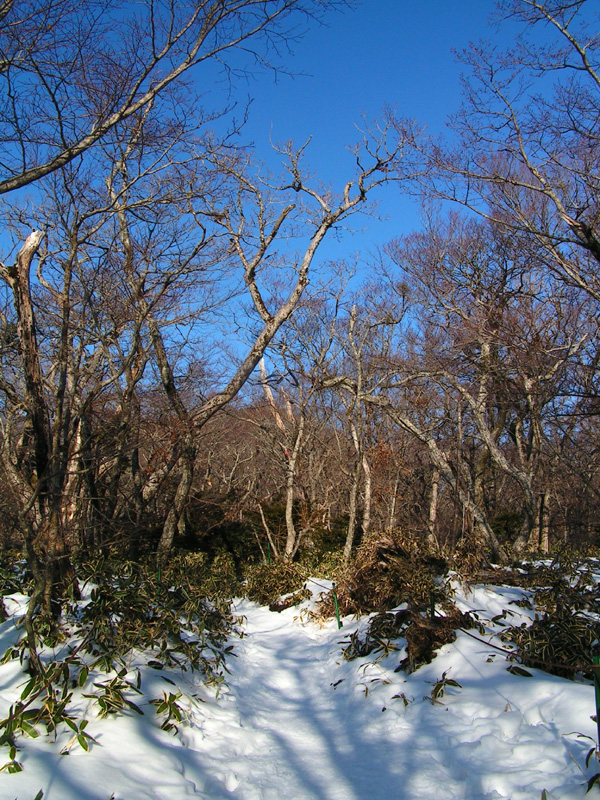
[217,600,406,800]
[3,581,598,799]
[178,587,596,800]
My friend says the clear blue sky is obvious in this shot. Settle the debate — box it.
[214,0,518,264]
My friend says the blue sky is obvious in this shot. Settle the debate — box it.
[216,0,517,264]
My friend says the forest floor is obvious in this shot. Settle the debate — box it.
[2,573,599,800]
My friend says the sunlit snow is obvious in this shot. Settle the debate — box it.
[1,577,597,799]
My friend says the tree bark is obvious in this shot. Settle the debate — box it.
[284,414,305,560]
[427,467,440,547]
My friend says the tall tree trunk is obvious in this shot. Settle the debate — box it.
[382,402,509,564]
[539,491,550,554]
[527,490,550,553]
[4,231,78,609]
[343,456,362,565]
[157,437,196,566]
[388,473,400,532]
[284,415,305,560]
[427,467,440,548]
[129,441,145,561]
[361,452,372,541]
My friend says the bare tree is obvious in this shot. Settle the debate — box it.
[258,278,345,560]
[320,279,412,561]
[412,0,600,302]
[385,213,587,558]
[0,0,349,194]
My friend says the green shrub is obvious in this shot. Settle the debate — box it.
[341,612,404,661]
[177,551,240,600]
[340,603,479,673]
[503,608,599,678]
[490,511,523,545]
[499,556,600,679]
[243,561,309,607]
[298,547,346,582]
[0,551,239,772]
[335,530,448,615]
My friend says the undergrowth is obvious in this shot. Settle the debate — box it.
[498,555,600,679]
[244,560,310,608]
[341,603,480,673]
[4,542,600,777]
[332,530,448,616]
[337,548,600,681]
[0,553,237,772]
[0,546,335,772]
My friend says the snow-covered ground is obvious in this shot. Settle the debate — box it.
[1,577,599,799]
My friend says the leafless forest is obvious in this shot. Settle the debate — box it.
[1,0,599,622]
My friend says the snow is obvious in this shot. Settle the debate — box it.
[1,576,599,799]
